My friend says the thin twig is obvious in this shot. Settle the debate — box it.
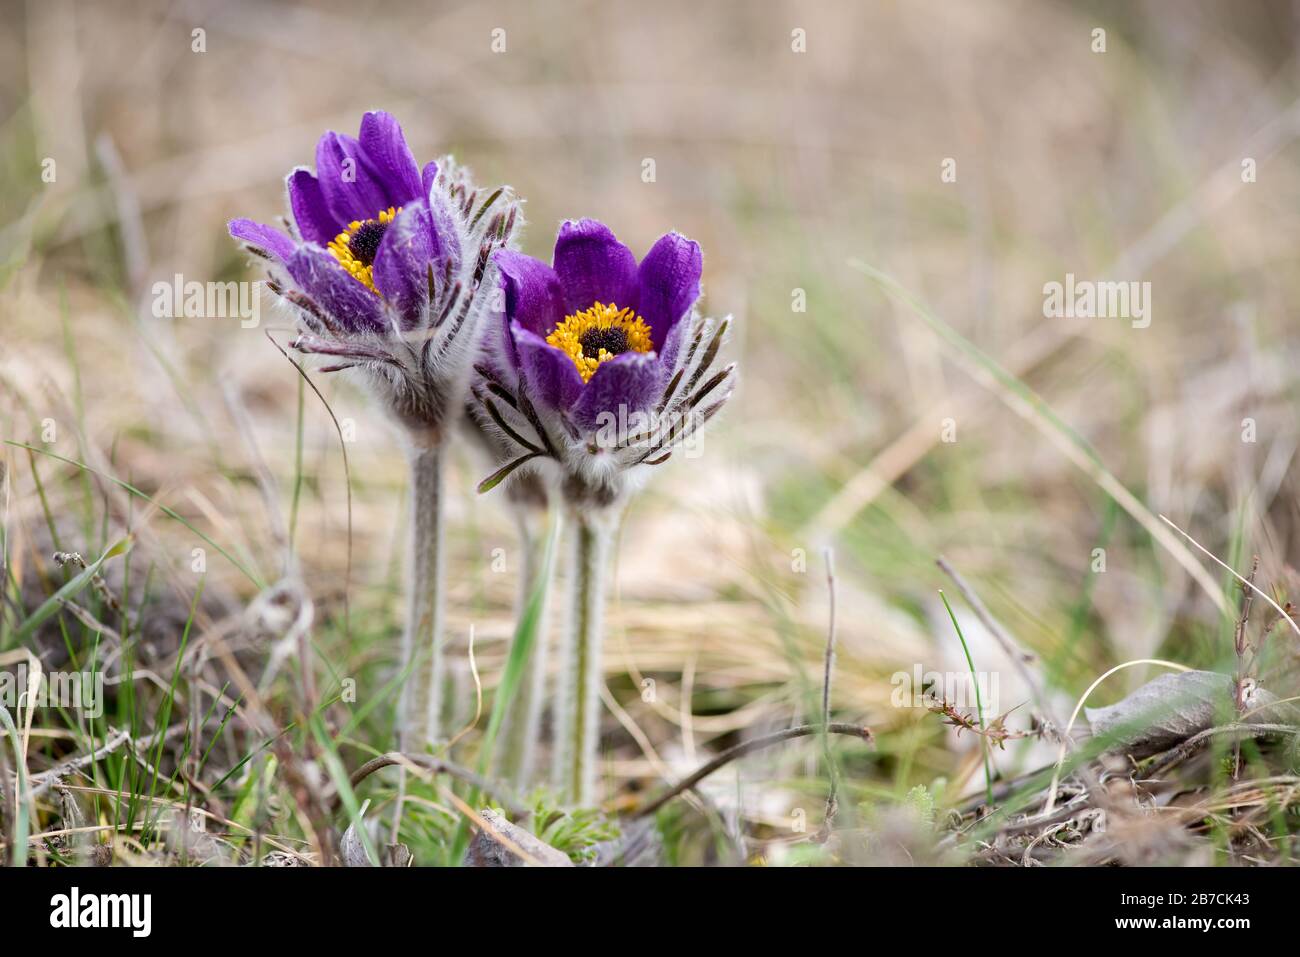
[27,729,132,799]
[1142,723,1300,778]
[1233,557,1260,662]
[821,549,837,730]
[1231,557,1260,779]
[817,548,840,835]
[345,752,526,818]
[1160,516,1300,640]
[631,723,871,820]
[937,557,1039,673]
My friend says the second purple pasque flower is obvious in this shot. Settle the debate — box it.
[473,218,736,803]
[476,218,734,508]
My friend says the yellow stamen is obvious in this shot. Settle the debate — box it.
[546,302,654,382]
[326,206,400,292]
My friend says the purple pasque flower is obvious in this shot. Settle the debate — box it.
[228,111,519,438]
[473,219,735,507]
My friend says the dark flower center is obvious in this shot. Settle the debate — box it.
[547,302,653,382]
[347,219,389,266]
[579,325,630,359]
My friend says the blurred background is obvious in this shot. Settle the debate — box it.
[2,0,1299,863]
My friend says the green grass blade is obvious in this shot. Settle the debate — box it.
[5,441,262,588]
[478,510,561,773]
[0,704,29,865]
[310,714,379,866]
[12,536,132,644]
[939,589,993,805]
[138,579,203,838]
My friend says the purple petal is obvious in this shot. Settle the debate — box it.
[372,203,435,329]
[228,218,296,262]
[636,232,702,349]
[571,352,667,432]
[314,131,390,226]
[552,219,638,315]
[286,168,337,245]
[421,161,440,198]
[359,111,424,207]
[494,250,565,337]
[287,245,385,334]
[512,322,584,412]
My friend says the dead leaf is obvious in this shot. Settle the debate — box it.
[1085,669,1292,758]
[340,799,376,867]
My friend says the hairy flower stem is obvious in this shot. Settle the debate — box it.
[554,511,612,805]
[398,440,445,752]
[497,505,552,786]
